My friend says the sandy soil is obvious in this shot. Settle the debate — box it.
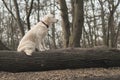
[0,68,120,80]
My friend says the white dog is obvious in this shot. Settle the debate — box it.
[17,14,58,55]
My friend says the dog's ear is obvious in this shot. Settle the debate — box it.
[47,14,54,18]
[46,14,54,20]
[42,14,50,23]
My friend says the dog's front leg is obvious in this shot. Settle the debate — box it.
[38,42,45,51]
[42,40,49,50]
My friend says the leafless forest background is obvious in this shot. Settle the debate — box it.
[0,0,120,50]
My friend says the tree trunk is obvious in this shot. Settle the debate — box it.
[59,0,70,48]
[2,0,25,36]
[37,0,40,22]
[13,0,25,36]
[91,0,97,46]
[0,48,120,72]
[107,0,120,48]
[25,0,34,30]
[98,0,107,46]
[50,0,57,49]
[70,0,84,47]
[115,22,120,47]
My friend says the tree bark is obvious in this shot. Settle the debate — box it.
[70,0,84,47]
[0,48,120,72]
[115,22,120,46]
[59,0,70,48]
[50,0,57,49]
[107,0,120,48]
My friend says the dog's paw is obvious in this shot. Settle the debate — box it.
[26,52,32,56]
[40,49,46,51]
[44,47,49,50]
[38,46,49,51]
[24,49,33,56]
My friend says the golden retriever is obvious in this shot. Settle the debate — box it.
[17,14,58,55]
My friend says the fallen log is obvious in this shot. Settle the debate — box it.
[0,48,120,72]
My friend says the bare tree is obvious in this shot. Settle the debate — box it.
[13,0,25,36]
[59,0,70,48]
[37,0,40,22]
[70,0,84,47]
[2,0,25,36]
[98,0,107,46]
[107,0,120,47]
[24,0,34,30]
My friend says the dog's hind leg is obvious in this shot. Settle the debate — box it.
[24,45,35,56]
[23,42,35,55]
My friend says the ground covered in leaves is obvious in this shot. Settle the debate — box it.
[0,68,120,80]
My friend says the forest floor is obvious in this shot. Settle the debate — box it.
[0,67,120,80]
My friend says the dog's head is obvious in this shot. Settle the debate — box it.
[43,14,58,24]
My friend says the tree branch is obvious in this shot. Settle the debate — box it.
[1,0,17,20]
[26,0,34,19]
[13,0,25,36]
